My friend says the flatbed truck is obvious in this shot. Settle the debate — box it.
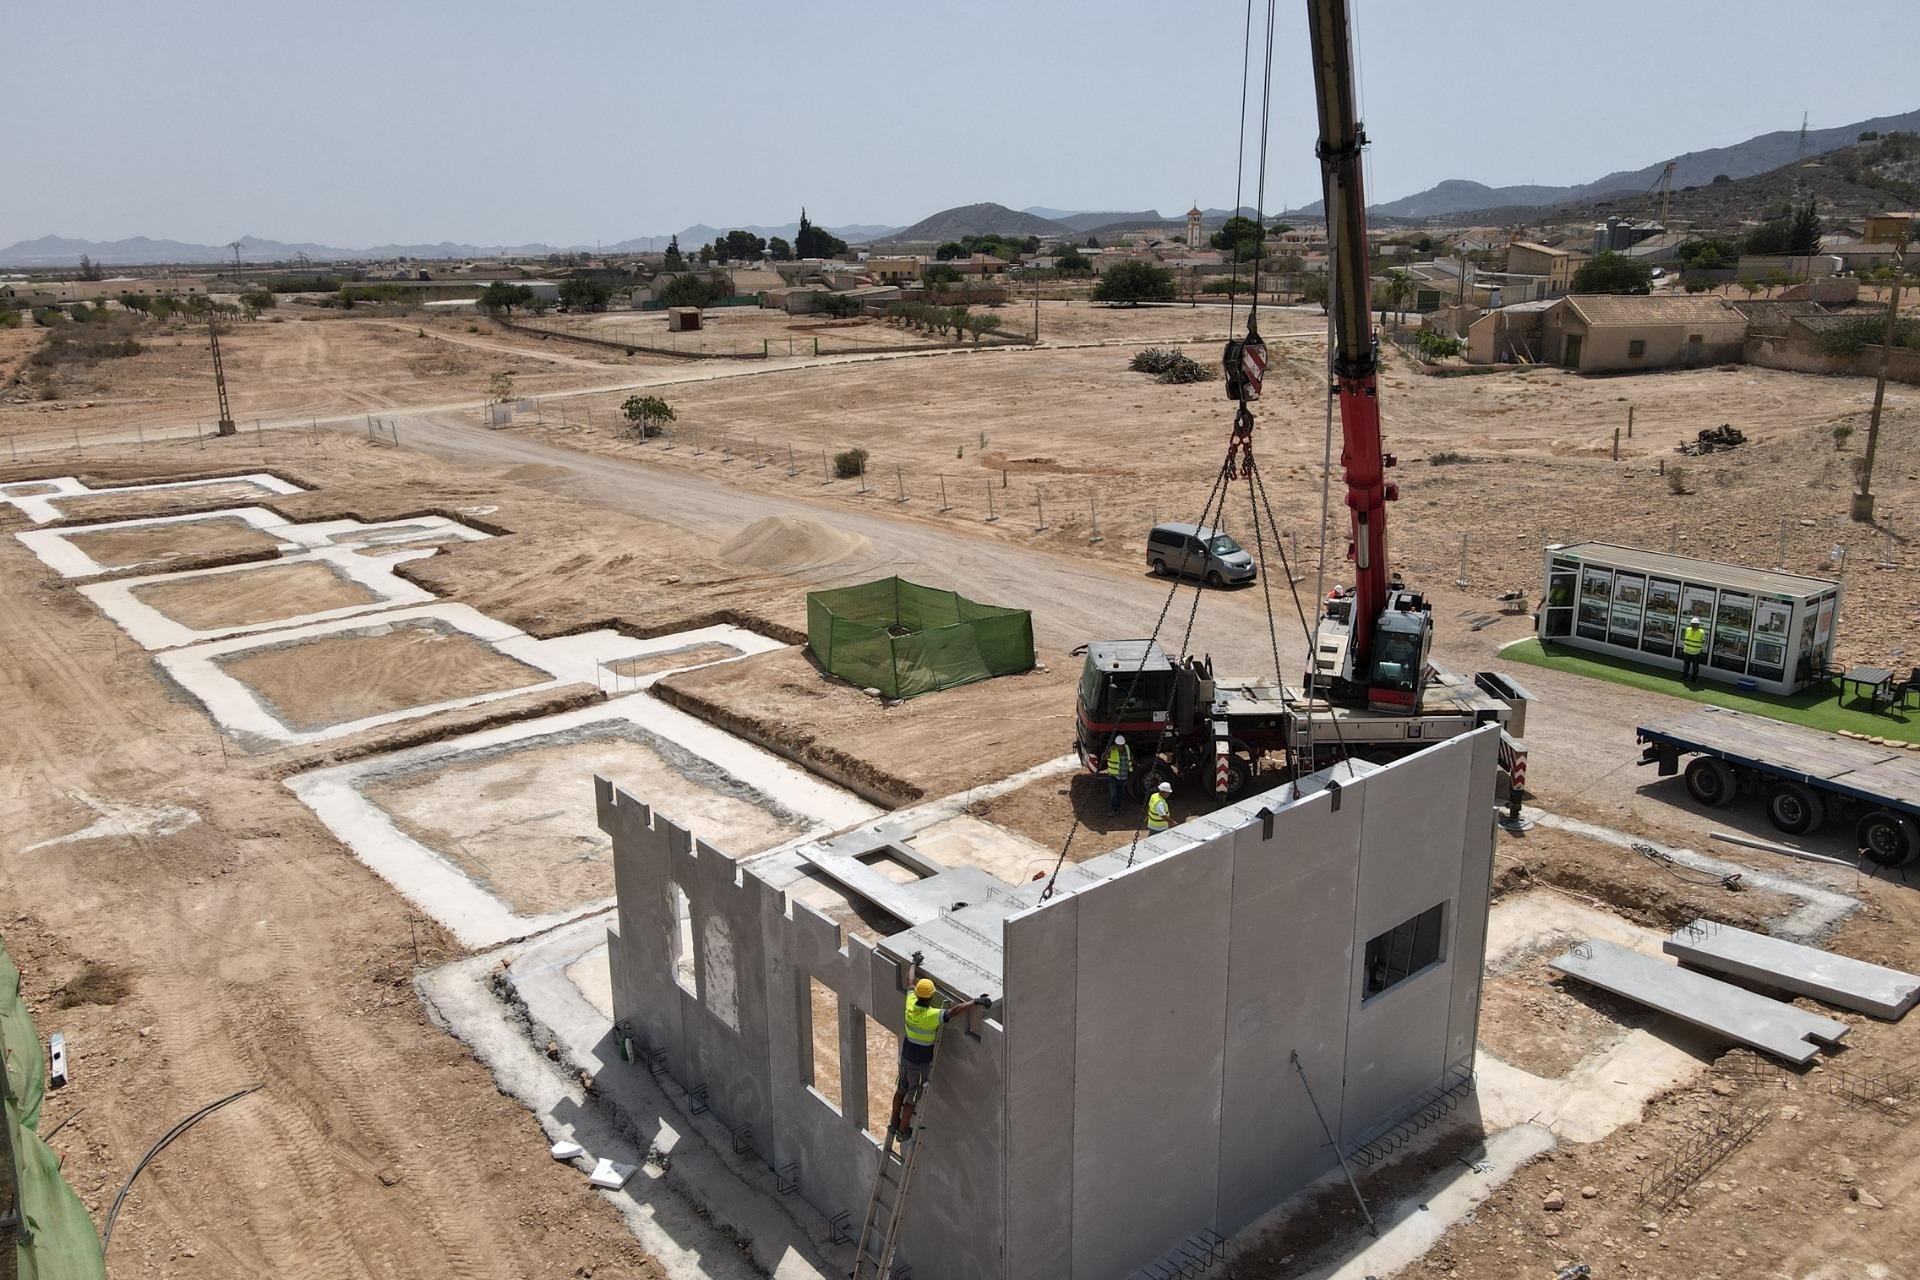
[1637,705,1920,866]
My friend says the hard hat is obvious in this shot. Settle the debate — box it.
[914,978,935,1000]
[1157,781,1173,794]
[1114,734,1127,745]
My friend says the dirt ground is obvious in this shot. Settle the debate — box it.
[130,560,379,630]
[651,646,1078,806]
[63,514,287,570]
[215,618,552,733]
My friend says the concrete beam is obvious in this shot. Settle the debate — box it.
[1551,938,1849,1066]
[1664,919,1920,1020]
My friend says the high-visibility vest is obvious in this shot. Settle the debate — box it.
[1146,792,1170,831]
[1682,625,1706,655]
[1104,742,1132,777]
[903,995,942,1047]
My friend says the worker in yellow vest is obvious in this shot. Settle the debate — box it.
[889,966,991,1141]
[1147,781,1173,833]
[1104,734,1133,816]
[1680,615,1707,683]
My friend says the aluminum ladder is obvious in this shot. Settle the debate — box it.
[850,1094,930,1279]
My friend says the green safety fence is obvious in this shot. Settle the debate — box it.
[808,577,1035,699]
[3,940,106,1280]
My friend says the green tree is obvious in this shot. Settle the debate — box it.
[1380,268,1415,327]
[794,208,847,258]
[1209,215,1263,261]
[767,236,792,261]
[558,277,614,311]
[663,234,684,270]
[658,271,731,309]
[479,281,535,313]
[1093,260,1177,306]
[621,394,675,437]
[1570,251,1652,295]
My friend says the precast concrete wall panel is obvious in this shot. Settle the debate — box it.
[1341,739,1473,1141]
[1444,731,1501,1074]
[1069,842,1233,1280]
[1002,897,1079,1280]
[1216,787,1363,1229]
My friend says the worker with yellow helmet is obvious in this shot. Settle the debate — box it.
[889,955,992,1141]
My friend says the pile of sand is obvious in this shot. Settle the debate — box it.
[719,515,871,570]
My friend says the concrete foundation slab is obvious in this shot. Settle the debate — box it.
[288,632,864,947]
[17,506,489,578]
[160,604,748,749]
[1550,937,1850,1065]
[1664,918,1920,1019]
[79,544,443,648]
[0,472,303,523]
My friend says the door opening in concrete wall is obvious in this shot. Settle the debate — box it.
[667,880,696,996]
[1363,901,1447,1001]
[803,976,844,1114]
[861,1010,897,1142]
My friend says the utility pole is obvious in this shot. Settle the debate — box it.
[1852,213,1911,522]
[208,310,237,436]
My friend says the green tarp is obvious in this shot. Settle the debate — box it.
[807,577,1035,699]
[3,939,106,1280]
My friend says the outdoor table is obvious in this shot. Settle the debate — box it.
[1841,665,1894,708]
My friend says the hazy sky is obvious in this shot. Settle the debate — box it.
[8,0,1916,247]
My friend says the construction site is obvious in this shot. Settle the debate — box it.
[5,5,1920,1280]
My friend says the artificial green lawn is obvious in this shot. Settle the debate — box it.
[1502,637,1920,744]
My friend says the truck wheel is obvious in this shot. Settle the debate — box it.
[1765,781,1825,835]
[1683,757,1736,808]
[1856,809,1918,868]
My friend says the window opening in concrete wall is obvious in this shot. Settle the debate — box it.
[1363,901,1447,1001]
[667,880,696,996]
[803,975,844,1113]
[861,1010,897,1142]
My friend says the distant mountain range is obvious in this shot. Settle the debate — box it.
[8,105,1916,269]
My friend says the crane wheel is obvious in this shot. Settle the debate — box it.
[1856,810,1918,868]
[1683,757,1736,808]
[1764,781,1824,835]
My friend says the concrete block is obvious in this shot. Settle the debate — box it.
[1551,938,1849,1065]
[1664,919,1920,1019]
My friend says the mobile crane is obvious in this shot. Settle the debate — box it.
[1073,0,1530,797]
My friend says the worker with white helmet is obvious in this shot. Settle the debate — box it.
[1103,733,1133,815]
[1680,614,1708,683]
[889,957,991,1141]
[1146,780,1173,832]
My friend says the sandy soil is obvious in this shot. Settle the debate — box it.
[652,646,1078,806]
[62,515,286,570]
[47,479,288,520]
[216,619,551,732]
[130,560,379,630]
[363,725,808,917]
[0,313,611,445]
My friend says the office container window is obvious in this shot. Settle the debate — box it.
[1363,902,1447,1001]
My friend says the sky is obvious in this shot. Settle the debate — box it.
[7,0,1918,249]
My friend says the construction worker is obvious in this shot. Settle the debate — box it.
[1104,733,1132,816]
[1146,780,1172,833]
[889,965,990,1141]
[1681,615,1707,683]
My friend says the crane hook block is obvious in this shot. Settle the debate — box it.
[1223,336,1267,403]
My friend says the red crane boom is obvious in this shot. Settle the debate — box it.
[1306,0,1432,713]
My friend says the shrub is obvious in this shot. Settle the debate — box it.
[1665,465,1690,495]
[1416,330,1463,360]
[621,394,675,437]
[833,447,868,479]
[1155,352,1212,384]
